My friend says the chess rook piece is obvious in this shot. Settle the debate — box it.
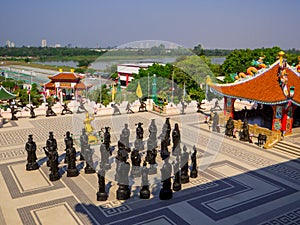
[190,146,198,178]
[159,158,173,200]
[97,169,108,201]
[120,123,130,148]
[116,156,131,200]
[44,132,58,167]
[225,117,235,137]
[130,149,141,177]
[25,135,39,171]
[180,145,189,184]
[172,123,181,156]
[84,145,96,174]
[61,103,73,115]
[140,161,150,199]
[79,129,88,160]
[64,131,74,163]
[172,156,181,191]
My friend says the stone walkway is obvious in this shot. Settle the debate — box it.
[0,112,299,225]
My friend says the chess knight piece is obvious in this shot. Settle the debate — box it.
[25,135,39,171]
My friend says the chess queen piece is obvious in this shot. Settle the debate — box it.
[190,146,198,178]
[139,161,150,199]
[25,135,39,170]
[159,157,173,200]
[97,168,108,201]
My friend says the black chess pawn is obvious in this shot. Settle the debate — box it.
[116,156,131,200]
[159,158,173,200]
[180,145,189,184]
[79,129,88,161]
[172,156,181,191]
[190,146,198,178]
[97,169,108,201]
[84,145,96,174]
[66,144,79,177]
[64,131,73,164]
[25,135,39,171]
[130,149,141,177]
[140,161,150,199]
[172,123,181,156]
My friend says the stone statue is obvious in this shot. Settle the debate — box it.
[140,161,150,199]
[161,118,171,146]
[212,100,222,111]
[100,131,112,171]
[130,148,141,177]
[148,119,157,146]
[160,138,170,160]
[46,103,57,117]
[116,154,131,200]
[9,101,20,120]
[111,103,121,115]
[79,128,88,160]
[84,144,95,174]
[102,127,111,152]
[196,100,206,113]
[97,168,108,201]
[212,112,220,133]
[61,103,72,115]
[159,157,173,200]
[180,145,189,184]
[64,131,73,163]
[146,139,157,175]
[138,99,147,112]
[84,113,98,144]
[172,123,181,156]
[135,122,144,150]
[126,102,134,114]
[172,156,181,191]
[28,105,36,118]
[66,141,79,177]
[44,132,58,167]
[77,100,86,113]
[180,100,186,115]
[225,117,235,137]
[190,145,198,178]
[25,134,39,171]
[240,119,251,142]
[44,132,60,181]
[120,123,130,148]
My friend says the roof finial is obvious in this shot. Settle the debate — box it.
[59,68,63,73]
[278,51,285,66]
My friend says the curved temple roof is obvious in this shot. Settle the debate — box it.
[209,61,300,106]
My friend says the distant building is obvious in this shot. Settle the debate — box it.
[5,40,11,48]
[10,42,15,48]
[41,39,47,47]
[54,44,61,48]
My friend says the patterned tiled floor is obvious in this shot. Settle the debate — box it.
[0,112,299,225]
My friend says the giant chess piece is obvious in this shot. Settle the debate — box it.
[146,138,157,175]
[77,100,86,113]
[61,103,73,115]
[29,105,36,118]
[46,103,57,117]
[161,118,171,146]
[180,145,189,184]
[172,123,181,156]
[240,119,251,142]
[130,148,141,177]
[64,131,74,163]
[120,123,130,148]
[138,99,147,112]
[159,157,173,200]
[116,155,131,200]
[97,168,108,201]
[100,127,112,170]
[10,101,19,120]
[126,102,134,114]
[196,100,206,113]
[44,132,58,167]
[180,100,186,115]
[79,128,88,161]
[84,144,96,174]
[25,134,39,171]
[140,161,150,199]
[112,103,121,115]
[160,139,170,160]
[190,146,198,178]
[225,117,235,137]
[66,140,79,177]
[172,155,181,191]
[148,119,157,147]
[135,122,144,150]
[212,112,220,133]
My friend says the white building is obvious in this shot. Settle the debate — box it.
[41,39,47,47]
[5,40,11,48]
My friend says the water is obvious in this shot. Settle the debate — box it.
[211,57,226,65]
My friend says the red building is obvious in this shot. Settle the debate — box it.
[208,52,300,136]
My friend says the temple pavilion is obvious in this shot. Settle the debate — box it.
[208,51,300,136]
[43,69,87,100]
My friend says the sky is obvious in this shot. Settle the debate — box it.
[1,0,300,49]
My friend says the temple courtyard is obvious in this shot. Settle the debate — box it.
[0,111,299,225]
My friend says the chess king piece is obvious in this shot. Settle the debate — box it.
[61,103,73,115]
[97,168,108,201]
[64,131,74,163]
[44,132,58,167]
[140,161,150,199]
[172,123,181,156]
[190,146,198,178]
[180,145,190,184]
[66,135,79,177]
[135,122,144,150]
[225,117,235,137]
[159,157,173,200]
[79,128,88,160]
[25,135,39,171]
[130,148,141,177]
[116,153,131,200]
[172,155,181,191]
[120,123,130,148]
[84,144,96,174]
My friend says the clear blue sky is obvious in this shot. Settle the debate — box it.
[1,0,299,49]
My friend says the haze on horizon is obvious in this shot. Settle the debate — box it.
[1,0,299,50]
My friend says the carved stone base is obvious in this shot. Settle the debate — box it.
[172,182,181,191]
[116,185,130,200]
[84,166,96,174]
[97,191,108,201]
[49,173,60,181]
[181,174,189,184]
[190,169,198,178]
[159,188,173,200]
[67,168,79,177]
[140,186,150,199]
[26,162,39,171]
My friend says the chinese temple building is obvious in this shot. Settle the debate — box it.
[43,69,87,100]
[208,51,300,136]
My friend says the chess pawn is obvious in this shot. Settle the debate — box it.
[139,161,150,199]
[159,158,173,200]
[97,169,108,201]
[190,146,198,178]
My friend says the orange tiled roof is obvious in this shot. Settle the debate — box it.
[209,61,300,106]
[50,72,82,82]
[43,82,55,89]
[74,82,86,90]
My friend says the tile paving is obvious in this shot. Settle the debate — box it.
[0,112,299,225]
